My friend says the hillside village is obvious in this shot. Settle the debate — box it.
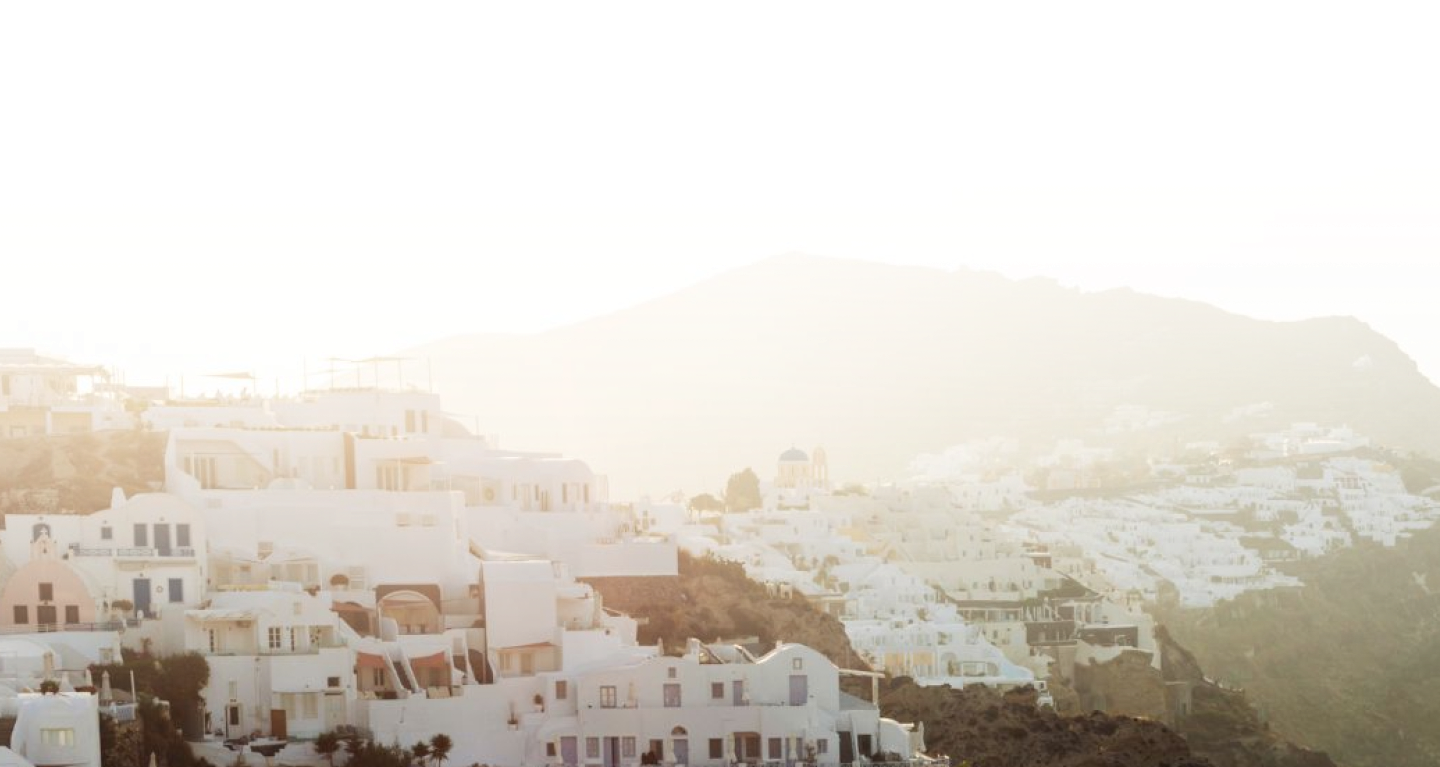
[0,350,926,767]
[1,348,1428,767]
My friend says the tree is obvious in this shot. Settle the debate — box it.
[724,468,762,512]
[314,732,341,767]
[344,732,365,762]
[410,741,430,767]
[428,734,453,767]
[688,493,725,513]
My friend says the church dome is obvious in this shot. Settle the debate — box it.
[779,448,809,462]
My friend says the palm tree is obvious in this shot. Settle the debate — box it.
[315,731,341,767]
[411,741,431,767]
[428,734,453,767]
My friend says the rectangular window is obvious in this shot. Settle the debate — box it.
[134,524,148,547]
[36,605,56,626]
[177,524,192,548]
[38,582,53,601]
[817,740,828,754]
[546,744,556,758]
[302,694,318,720]
[169,578,185,603]
[327,676,341,688]
[711,682,724,699]
[622,738,636,758]
[228,680,238,699]
[649,741,663,761]
[600,685,617,708]
[65,605,79,624]
[769,739,782,759]
[556,680,568,700]
[209,629,219,654]
[268,627,282,650]
[709,739,724,759]
[663,683,681,707]
[41,729,75,747]
[372,668,385,687]
[585,738,600,759]
[13,606,27,624]
[281,693,297,721]
[101,526,112,540]
[406,410,416,432]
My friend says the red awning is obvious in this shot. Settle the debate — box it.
[410,652,449,669]
[357,652,388,670]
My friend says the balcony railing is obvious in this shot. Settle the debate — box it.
[103,703,138,722]
[70,545,196,558]
[123,546,195,557]
[0,619,135,635]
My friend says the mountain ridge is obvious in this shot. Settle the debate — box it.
[408,254,1440,497]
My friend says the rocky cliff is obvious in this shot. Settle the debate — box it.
[1159,523,1440,767]
[0,430,164,516]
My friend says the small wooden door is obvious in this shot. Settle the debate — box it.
[270,709,287,739]
[325,693,346,729]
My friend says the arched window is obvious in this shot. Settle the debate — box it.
[671,727,688,737]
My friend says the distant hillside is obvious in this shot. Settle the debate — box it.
[1158,524,1440,767]
[0,430,164,516]
[409,254,1440,496]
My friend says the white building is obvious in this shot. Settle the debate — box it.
[7,693,101,767]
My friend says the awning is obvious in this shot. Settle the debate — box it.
[499,642,558,651]
[357,652,388,670]
[409,652,449,669]
[187,609,257,621]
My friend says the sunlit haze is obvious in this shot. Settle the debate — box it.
[3,2,1437,390]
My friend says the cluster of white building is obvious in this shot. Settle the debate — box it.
[1005,498,1302,608]
[669,480,1166,713]
[0,362,928,767]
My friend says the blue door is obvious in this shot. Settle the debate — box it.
[673,738,688,766]
[133,578,151,618]
[790,674,808,705]
[561,737,577,766]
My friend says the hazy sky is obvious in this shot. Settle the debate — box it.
[3,2,1437,391]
